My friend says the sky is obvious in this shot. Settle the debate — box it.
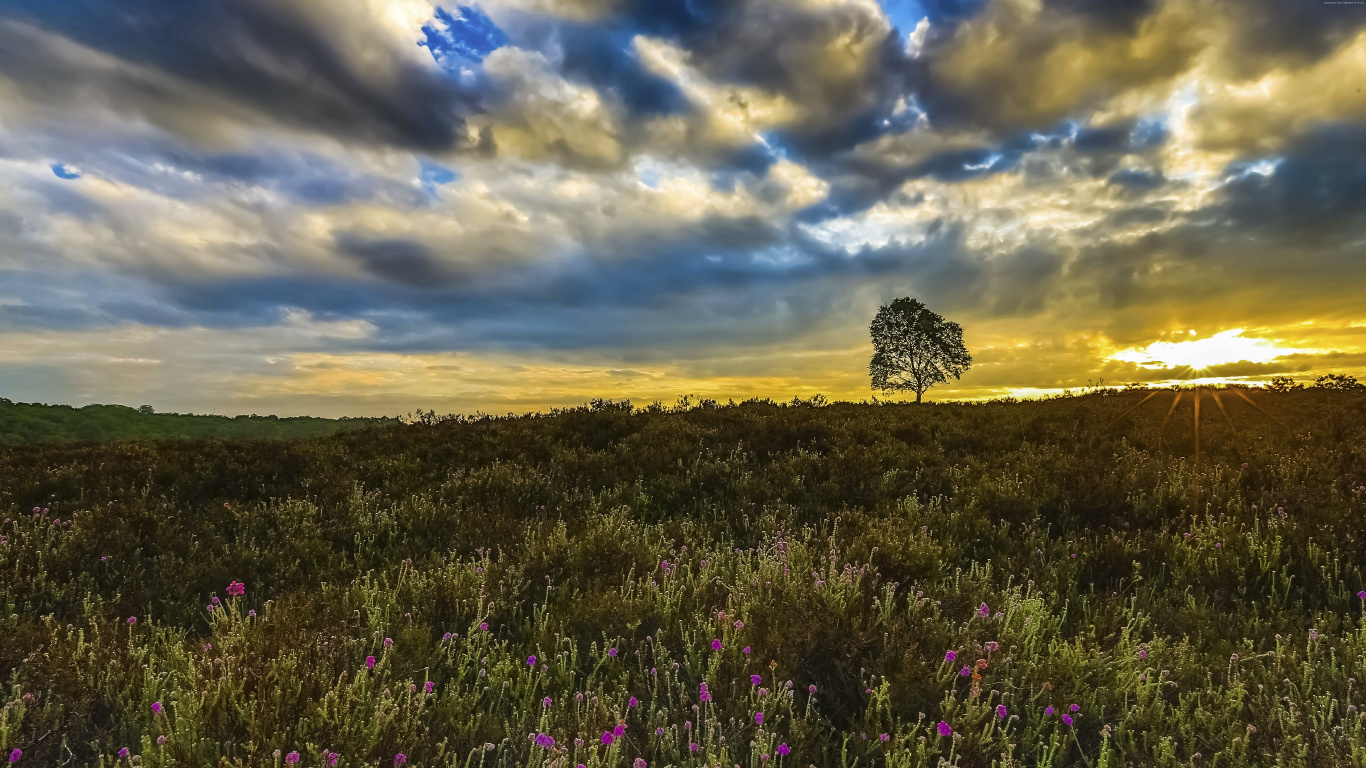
[2,0,1365,416]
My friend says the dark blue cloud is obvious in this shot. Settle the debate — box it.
[2,0,482,151]
[1108,169,1165,191]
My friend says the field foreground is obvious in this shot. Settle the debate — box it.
[1,390,1365,767]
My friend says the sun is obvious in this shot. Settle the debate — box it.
[1109,329,1308,372]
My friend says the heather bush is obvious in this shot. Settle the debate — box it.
[1,388,1364,766]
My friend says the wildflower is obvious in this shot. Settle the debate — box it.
[690,743,700,753]
[996,704,1007,719]
[425,681,435,694]
[743,646,751,654]
[656,727,666,736]
[601,732,614,746]
[8,748,19,764]
[157,736,167,746]
[1062,715,1074,726]
[777,743,790,756]
[809,684,817,694]
[527,655,537,666]
[751,675,762,685]
[613,724,626,738]
[151,701,162,714]
[366,656,376,669]
[734,620,744,629]
[1069,704,1080,712]
[977,603,989,617]
[479,622,489,631]
[936,721,952,737]
[985,641,999,653]
[634,759,647,768]
[629,696,638,708]
[286,752,301,765]
[226,581,245,597]
[1358,591,1366,600]
[127,617,137,626]
[879,733,889,742]
[203,643,212,652]
[944,650,956,663]
[960,666,971,677]
[248,610,256,618]
[324,751,340,767]
[700,683,713,702]
[755,712,764,725]
[1045,706,1054,716]
[976,659,988,671]
[543,697,553,707]
[535,734,555,748]
[712,639,723,651]
[210,596,219,605]
[608,647,618,657]
[394,754,407,767]
[119,748,130,759]
[1138,648,1148,659]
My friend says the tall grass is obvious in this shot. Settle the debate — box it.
[1,389,1364,766]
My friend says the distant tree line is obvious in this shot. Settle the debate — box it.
[0,399,396,444]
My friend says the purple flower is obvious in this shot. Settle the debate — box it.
[285,752,301,765]
[248,610,256,618]
[324,751,339,767]
[690,743,700,753]
[383,637,393,649]
[226,580,245,597]
[996,704,1007,719]
[960,666,971,677]
[543,697,553,707]
[601,732,614,746]
[425,681,435,694]
[151,701,162,714]
[808,684,817,694]
[535,734,555,748]
[394,754,407,767]
[1359,591,1366,600]
[1062,714,1074,726]
[1138,648,1148,660]
[156,737,166,746]
[8,748,20,764]
[629,696,638,708]
[700,682,713,702]
[127,617,137,626]
[755,712,764,725]
[527,655,537,667]
[608,647,618,657]
[985,641,999,653]
[633,760,647,768]
[751,675,762,685]
[734,620,744,629]
[936,721,952,737]
[118,748,130,759]
[613,724,626,738]
[879,733,889,742]
[365,655,376,669]
[210,596,219,605]
[977,603,989,617]
[777,743,790,756]
[1069,704,1080,712]
[711,639,722,651]
[1045,706,1055,716]
[944,650,956,663]
[479,622,489,631]
[743,646,751,654]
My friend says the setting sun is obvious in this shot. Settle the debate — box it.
[1109,329,1311,371]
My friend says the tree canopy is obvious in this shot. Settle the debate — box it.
[869,298,972,402]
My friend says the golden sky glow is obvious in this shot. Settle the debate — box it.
[1,0,1365,415]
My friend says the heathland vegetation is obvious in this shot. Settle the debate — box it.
[1,386,1365,766]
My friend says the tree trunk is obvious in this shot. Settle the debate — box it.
[915,389,923,403]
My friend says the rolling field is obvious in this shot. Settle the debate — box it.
[1,389,1364,767]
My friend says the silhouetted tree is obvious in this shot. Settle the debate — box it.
[869,298,971,403]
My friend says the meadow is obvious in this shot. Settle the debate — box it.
[0,387,1364,767]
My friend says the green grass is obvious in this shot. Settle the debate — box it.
[0,398,396,444]
[1,388,1364,767]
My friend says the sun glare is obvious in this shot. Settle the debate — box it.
[1109,329,1304,370]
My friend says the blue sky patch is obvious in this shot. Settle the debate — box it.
[52,163,82,180]
[421,5,508,74]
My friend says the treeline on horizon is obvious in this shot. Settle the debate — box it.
[0,398,397,445]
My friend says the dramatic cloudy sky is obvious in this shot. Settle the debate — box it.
[2,0,1365,415]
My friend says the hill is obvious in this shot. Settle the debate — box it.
[0,397,397,444]
[0,388,1364,766]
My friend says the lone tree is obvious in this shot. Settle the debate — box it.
[869,297,972,403]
